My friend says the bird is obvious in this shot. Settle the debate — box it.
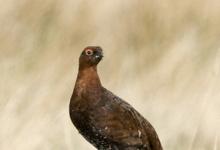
[69,46,163,150]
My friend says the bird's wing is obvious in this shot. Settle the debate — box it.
[90,88,161,148]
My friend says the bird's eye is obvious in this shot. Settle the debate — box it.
[85,49,93,56]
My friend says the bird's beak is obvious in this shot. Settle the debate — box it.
[95,51,103,61]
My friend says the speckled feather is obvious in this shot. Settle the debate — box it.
[69,46,163,150]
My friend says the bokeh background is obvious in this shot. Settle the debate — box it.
[1,0,220,150]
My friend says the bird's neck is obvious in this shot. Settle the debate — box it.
[75,66,102,91]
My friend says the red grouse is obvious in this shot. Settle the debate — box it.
[69,46,163,150]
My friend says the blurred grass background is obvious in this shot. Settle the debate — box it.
[1,0,220,149]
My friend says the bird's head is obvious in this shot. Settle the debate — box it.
[79,46,103,68]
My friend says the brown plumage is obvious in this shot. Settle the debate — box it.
[69,46,163,150]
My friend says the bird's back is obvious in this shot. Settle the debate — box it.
[70,87,163,150]
[96,88,163,150]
